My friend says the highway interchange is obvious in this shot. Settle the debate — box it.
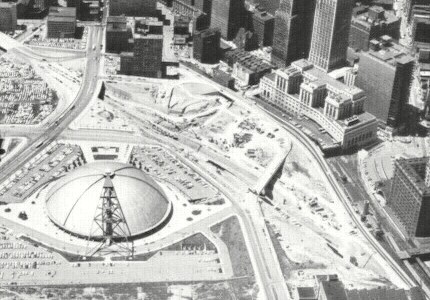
[0,4,420,300]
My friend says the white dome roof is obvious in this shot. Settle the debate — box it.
[45,162,172,240]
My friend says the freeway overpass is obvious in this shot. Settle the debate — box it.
[252,143,292,195]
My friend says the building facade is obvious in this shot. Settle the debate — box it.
[259,59,378,149]
[210,0,246,40]
[412,5,430,50]
[271,0,315,67]
[109,0,157,17]
[251,8,274,47]
[106,16,130,53]
[355,37,414,130]
[47,7,76,38]
[120,35,163,78]
[119,18,164,78]
[193,28,221,64]
[388,157,430,238]
[308,0,353,72]
[0,2,17,33]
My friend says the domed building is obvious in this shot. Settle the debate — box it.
[45,161,172,242]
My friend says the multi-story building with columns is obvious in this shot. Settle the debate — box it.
[259,59,377,149]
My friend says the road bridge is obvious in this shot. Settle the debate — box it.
[253,143,292,195]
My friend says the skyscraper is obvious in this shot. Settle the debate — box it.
[355,37,414,130]
[252,8,274,47]
[0,2,17,33]
[271,0,315,67]
[106,16,130,53]
[210,0,246,40]
[119,19,164,78]
[388,157,430,238]
[47,6,76,38]
[193,28,221,64]
[308,0,353,72]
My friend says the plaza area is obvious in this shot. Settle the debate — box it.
[359,136,430,198]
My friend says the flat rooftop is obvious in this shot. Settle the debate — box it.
[292,59,364,98]
[0,2,16,8]
[352,6,399,29]
[365,40,415,65]
[107,16,127,23]
[48,7,76,21]
[253,9,274,21]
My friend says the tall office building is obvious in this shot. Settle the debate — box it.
[271,0,315,67]
[252,8,274,47]
[210,0,246,40]
[0,2,17,33]
[120,19,164,78]
[106,16,130,53]
[308,0,354,72]
[34,0,49,13]
[47,6,76,38]
[387,157,430,238]
[110,0,157,17]
[193,28,221,64]
[355,37,414,130]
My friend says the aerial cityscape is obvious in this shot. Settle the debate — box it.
[0,0,429,299]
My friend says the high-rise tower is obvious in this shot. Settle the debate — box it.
[308,0,353,72]
[271,0,315,67]
[210,0,246,40]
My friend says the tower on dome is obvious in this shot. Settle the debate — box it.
[45,161,173,258]
[86,172,133,257]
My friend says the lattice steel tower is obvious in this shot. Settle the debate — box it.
[86,172,134,257]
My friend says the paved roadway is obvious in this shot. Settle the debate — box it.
[0,25,104,183]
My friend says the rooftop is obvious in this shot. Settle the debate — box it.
[45,161,172,240]
[320,280,347,300]
[253,9,274,21]
[364,39,415,66]
[352,6,399,29]
[297,287,316,300]
[48,6,76,17]
[107,15,127,23]
[236,55,272,73]
[0,2,16,8]
[291,59,364,98]
[346,288,409,300]
[48,7,76,22]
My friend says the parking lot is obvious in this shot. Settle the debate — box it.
[130,146,224,204]
[25,26,88,51]
[0,54,58,124]
[0,142,84,202]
